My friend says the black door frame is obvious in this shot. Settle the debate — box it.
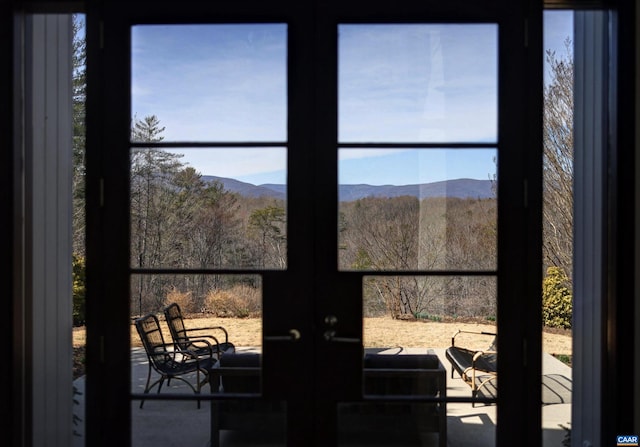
[84,1,544,445]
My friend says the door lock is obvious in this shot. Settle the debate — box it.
[323,315,360,343]
[324,315,338,326]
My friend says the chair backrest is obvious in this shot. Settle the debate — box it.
[363,354,443,397]
[163,303,189,347]
[135,313,170,368]
[216,353,261,394]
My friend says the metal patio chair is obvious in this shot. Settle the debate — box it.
[163,302,235,360]
[134,312,216,408]
[445,329,498,406]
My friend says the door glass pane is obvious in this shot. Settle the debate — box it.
[130,147,287,270]
[131,24,287,142]
[338,275,497,446]
[72,12,87,446]
[542,10,573,446]
[338,22,500,447]
[338,24,497,143]
[130,273,286,446]
[129,23,287,447]
[338,148,497,271]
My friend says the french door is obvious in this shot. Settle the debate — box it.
[85,1,543,445]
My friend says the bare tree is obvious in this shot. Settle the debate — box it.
[72,15,86,255]
[543,40,574,282]
[341,195,497,319]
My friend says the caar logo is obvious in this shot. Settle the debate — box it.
[617,435,639,446]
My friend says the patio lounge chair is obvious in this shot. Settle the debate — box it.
[445,329,497,406]
[163,302,235,360]
[134,312,216,408]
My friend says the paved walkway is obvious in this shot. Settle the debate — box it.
[72,347,572,447]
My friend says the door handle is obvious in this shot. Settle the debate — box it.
[264,328,301,342]
[323,329,360,344]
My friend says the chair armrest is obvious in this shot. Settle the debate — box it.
[184,326,229,343]
[450,329,497,347]
[471,350,497,375]
[472,350,497,361]
[176,335,222,347]
[151,342,185,352]
[152,344,211,362]
[175,336,221,356]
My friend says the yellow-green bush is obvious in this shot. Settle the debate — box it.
[542,266,572,329]
[204,285,261,318]
[165,286,195,313]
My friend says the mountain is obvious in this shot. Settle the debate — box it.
[338,179,494,201]
[202,176,287,200]
[203,176,493,201]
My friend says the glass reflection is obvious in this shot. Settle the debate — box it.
[339,24,497,143]
[338,149,497,271]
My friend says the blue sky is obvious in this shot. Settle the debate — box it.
[131,12,572,186]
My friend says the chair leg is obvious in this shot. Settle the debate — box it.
[195,369,203,409]
[156,377,166,394]
[140,364,153,409]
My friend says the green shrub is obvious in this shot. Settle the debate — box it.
[552,354,572,367]
[542,266,572,329]
[72,254,86,326]
[414,312,442,322]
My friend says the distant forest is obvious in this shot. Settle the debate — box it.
[123,115,497,319]
[71,19,574,325]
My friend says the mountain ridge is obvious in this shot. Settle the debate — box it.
[202,176,494,201]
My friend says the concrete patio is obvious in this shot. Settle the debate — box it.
[72,347,572,447]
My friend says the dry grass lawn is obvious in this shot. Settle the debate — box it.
[73,315,572,356]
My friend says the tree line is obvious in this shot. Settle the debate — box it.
[130,116,286,315]
[339,196,497,319]
[71,16,574,327]
[128,136,498,320]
